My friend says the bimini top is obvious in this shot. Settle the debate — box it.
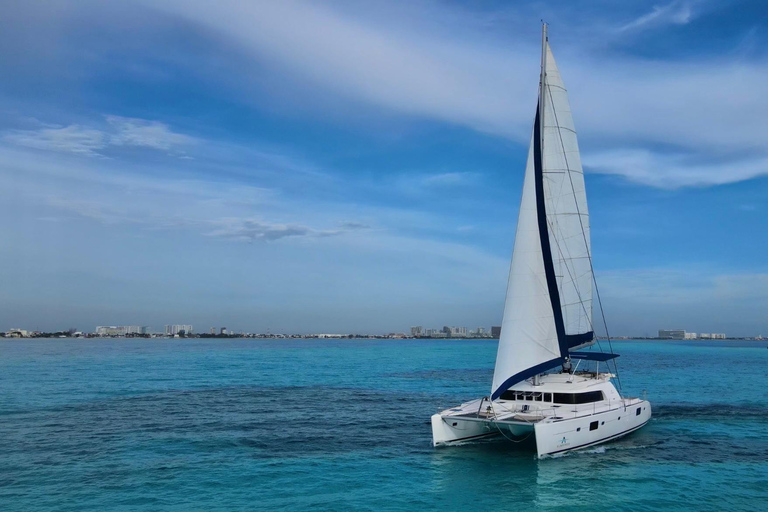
[569,352,619,362]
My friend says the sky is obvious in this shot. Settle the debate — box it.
[1,0,767,336]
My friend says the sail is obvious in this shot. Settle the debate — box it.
[491,117,562,400]
[491,34,593,400]
[541,43,593,346]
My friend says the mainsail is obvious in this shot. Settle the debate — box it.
[491,27,593,400]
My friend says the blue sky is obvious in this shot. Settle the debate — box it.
[1,0,767,335]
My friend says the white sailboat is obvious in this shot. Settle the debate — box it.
[431,25,651,458]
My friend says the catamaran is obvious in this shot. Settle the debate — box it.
[431,25,651,458]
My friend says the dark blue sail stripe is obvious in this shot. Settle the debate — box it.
[491,357,564,401]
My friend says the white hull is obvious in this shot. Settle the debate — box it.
[432,373,651,458]
[533,401,650,457]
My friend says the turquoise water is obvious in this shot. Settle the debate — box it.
[1,338,766,511]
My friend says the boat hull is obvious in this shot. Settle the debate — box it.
[534,400,651,457]
[432,398,651,457]
[431,414,533,446]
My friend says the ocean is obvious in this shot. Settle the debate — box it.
[1,338,766,511]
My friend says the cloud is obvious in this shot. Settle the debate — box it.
[2,115,194,157]
[208,219,313,241]
[339,221,371,230]
[3,124,107,156]
[106,115,195,150]
[0,141,375,247]
[618,1,695,32]
[421,172,479,188]
[3,1,765,189]
[584,149,768,188]
[138,0,768,190]
[149,0,531,139]
[394,171,483,197]
[207,218,371,242]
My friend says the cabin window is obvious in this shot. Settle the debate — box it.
[636,407,641,416]
[499,390,516,400]
[525,392,533,401]
[553,391,604,405]
[516,392,524,401]
[589,421,598,431]
[534,393,542,402]
[544,393,552,402]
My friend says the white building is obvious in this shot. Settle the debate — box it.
[165,325,193,336]
[411,326,423,336]
[658,329,686,339]
[96,326,149,336]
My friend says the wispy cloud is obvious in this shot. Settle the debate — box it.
[206,218,370,242]
[421,172,479,188]
[106,115,195,150]
[149,0,531,138]
[2,115,194,157]
[584,150,768,188]
[140,0,768,190]
[618,1,695,32]
[3,124,107,156]
[0,142,373,245]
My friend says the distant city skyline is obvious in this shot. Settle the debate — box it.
[2,1,768,337]
[5,323,766,340]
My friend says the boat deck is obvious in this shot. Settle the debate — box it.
[442,395,645,425]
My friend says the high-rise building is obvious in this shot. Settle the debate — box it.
[220,327,227,335]
[658,329,686,339]
[491,326,501,338]
[165,325,192,336]
[411,326,423,336]
[96,326,148,336]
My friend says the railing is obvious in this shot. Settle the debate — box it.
[453,395,646,422]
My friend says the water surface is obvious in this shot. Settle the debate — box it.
[1,338,766,511]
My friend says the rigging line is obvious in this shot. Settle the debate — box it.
[545,83,622,391]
